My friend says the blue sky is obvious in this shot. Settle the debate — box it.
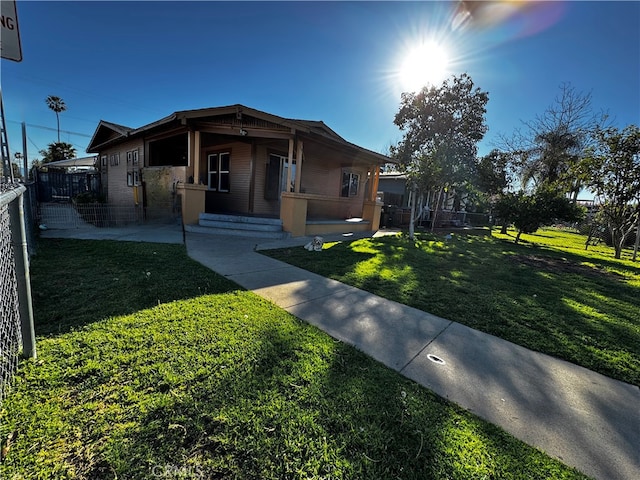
[2,1,639,171]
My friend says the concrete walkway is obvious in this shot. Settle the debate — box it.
[186,231,639,480]
[41,225,639,480]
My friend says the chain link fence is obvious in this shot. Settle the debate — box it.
[0,183,29,403]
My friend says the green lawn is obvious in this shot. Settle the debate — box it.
[264,228,640,386]
[0,239,589,479]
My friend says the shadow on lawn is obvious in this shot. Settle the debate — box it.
[30,238,240,337]
[76,320,574,480]
[399,235,639,384]
[267,233,639,385]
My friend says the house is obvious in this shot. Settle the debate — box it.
[86,105,390,236]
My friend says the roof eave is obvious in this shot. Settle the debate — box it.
[86,105,395,165]
[86,120,133,153]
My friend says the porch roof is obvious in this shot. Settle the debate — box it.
[87,104,394,165]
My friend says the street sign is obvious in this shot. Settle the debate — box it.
[1,0,22,62]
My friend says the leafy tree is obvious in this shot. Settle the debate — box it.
[497,188,584,244]
[46,95,67,143]
[39,142,76,164]
[493,192,520,234]
[392,73,489,238]
[579,125,640,259]
[475,149,512,196]
[500,83,607,198]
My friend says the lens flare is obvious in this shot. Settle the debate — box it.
[452,1,566,40]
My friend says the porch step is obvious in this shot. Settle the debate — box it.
[198,213,283,233]
[187,213,289,239]
[199,213,283,227]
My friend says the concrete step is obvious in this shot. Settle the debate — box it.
[199,213,283,227]
[199,219,283,232]
[185,224,290,240]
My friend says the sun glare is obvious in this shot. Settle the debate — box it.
[399,41,450,92]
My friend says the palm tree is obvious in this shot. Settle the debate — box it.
[45,95,66,142]
[39,142,76,163]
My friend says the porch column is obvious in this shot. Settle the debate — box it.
[193,131,201,184]
[364,167,382,231]
[286,137,294,192]
[368,165,381,201]
[294,139,303,193]
[187,131,195,178]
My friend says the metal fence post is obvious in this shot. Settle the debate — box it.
[9,188,36,359]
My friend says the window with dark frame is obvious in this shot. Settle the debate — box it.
[109,153,120,166]
[208,151,230,192]
[127,170,140,187]
[126,149,139,165]
[101,155,107,167]
[341,171,359,197]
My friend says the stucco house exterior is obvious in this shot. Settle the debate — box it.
[87,105,390,237]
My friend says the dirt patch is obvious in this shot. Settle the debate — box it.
[509,254,624,281]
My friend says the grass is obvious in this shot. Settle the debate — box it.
[263,228,640,386]
[0,239,589,479]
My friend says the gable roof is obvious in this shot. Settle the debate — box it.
[291,119,347,143]
[87,120,133,152]
[87,104,391,163]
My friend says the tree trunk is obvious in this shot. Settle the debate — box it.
[585,223,598,250]
[515,230,522,244]
[500,223,508,234]
[430,187,443,233]
[408,184,416,240]
[614,244,622,259]
[613,228,623,259]
[633,216,640,262]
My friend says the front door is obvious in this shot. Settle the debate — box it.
[265,153,296,201]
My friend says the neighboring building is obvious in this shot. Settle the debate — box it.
[44,156,98,172]
[377,171,474,227]
[35,156,100,202]
[87,104,390,236]
[378,171,408,208]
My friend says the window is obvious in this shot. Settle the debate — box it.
[341,171,360,197]
[126,149,139,165]
[127,170,140,187]
[208,152,230,192]
[109,153,120,166]
[101,155,107,167]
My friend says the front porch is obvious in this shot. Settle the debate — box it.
[176,132,384,237]
[178,186,383,238]
[280,192,381,237]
